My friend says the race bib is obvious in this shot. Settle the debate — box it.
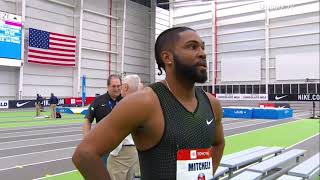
[176,148,213,180]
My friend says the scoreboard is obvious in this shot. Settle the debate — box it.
[0,11,22,67]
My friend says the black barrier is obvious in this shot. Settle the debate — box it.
[9,99,65,109]
[274,103,291,108]
[312,101,316,118]
[9,100,35,108]
[269,94,320,101]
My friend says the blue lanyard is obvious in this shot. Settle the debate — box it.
[108,100,116,110]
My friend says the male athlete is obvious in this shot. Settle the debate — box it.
[73,27,225,180]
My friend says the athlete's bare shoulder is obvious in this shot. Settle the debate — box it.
[205,92,222,122]
[114,86,159,120]
[123,86,157,105]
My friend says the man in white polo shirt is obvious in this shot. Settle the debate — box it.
[107,74,141,180]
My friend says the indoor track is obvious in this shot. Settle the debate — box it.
[0,111,317,180]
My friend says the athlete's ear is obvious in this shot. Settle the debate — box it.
[161,51,173,66]
[123,83,129,92]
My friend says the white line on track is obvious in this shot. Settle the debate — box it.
[224,120,280,131]
[226,119,302,137]
[0,138,81,151]
[0,134,81,146]
[0,123,82,133]
[0,147,75,160]
[223,119,260,125]
[0,126,81,136]
[33,169,78,180]
[0,157,72,172]
[286,133,320,150]
[0,128,81,139]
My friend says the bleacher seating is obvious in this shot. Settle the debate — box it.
[221,146,267,162]
[229,171,262,180]
[221,146,284,177]
[247,149,305,174]
[213,166,229,179]
[278,152,320,180]
[277,174,303,180]
[212,147,319,180]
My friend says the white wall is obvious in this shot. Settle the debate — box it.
[0,66,18,99]
[216,0,265,85]
[0,0,16,14]
[172,1,213,86]
[154,7,169,82]
[269,0,320,83]
[0,0,156,100]
[2,0,318,100]
[21,0,76,99]
[168,0,320,88]
[123,1,152,84]
[81,0,119,96]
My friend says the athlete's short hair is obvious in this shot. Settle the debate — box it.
[154,27,195,75]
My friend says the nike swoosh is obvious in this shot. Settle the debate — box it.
[206,119,214,125]
[16,101,30,108]
[275,95,288,100]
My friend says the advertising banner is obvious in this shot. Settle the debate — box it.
[0,100,8,109]
[268,94,320,101]
[9,99,64,108]
[216,94,268,101]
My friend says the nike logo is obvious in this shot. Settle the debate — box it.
[16,101,30,108]
[206,118,214,125]
[275,95,288,100]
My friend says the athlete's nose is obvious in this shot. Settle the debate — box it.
[198,46,206,60]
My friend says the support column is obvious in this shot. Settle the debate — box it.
[17,0,26,99]
[73,0,83,97]
[264,0,270,94]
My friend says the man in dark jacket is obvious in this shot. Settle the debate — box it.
[35,94,43,117]
[82,74,122,167]
[49,93,59,119]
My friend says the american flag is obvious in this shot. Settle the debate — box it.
[28,28,76,66]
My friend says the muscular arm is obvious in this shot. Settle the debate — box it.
[82,119,92,137]
[82,105,94,137]
[206,93,225,176]
[72,90,153,180]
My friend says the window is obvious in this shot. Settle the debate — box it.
[220,85,226,94]
[308,84,316,94]
[299,84,307,94]
[246,85,253,94]
[227,85,232,94]
[275,84,282,94]
[214,85,220,94]
[260,85,266,94]
[268,84,275,94]
[240,85,246,94]
[201,86,208,92]
[317,83,320,94]
[131,0,151,7]
[291,84,298,94]
[253,85,260,94]
[233,85,239,94]
[208,86,212,93]
[283,84,290,94]
[156,0,169,9]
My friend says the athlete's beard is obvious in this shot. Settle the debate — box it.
[173,54,207,83]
